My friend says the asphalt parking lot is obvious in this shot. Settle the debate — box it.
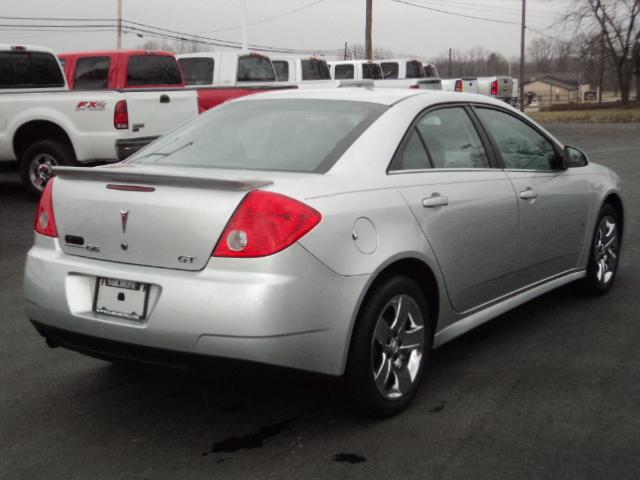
[1,123,639,480]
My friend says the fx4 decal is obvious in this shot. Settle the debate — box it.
[76,101,107,111]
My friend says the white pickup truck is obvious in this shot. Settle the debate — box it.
[0,45,198,196]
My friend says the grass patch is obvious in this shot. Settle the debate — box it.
[529,107,640,123]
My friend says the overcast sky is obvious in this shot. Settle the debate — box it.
[0,0,567,59]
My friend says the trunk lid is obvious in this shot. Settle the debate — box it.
[51,165,271,271]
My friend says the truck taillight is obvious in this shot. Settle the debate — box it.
[35,178,58,237]
[213,190,321,258]
[455,80,463,92]
[114,100,129,129]
[491,80,499,96]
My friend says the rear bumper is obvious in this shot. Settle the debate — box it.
[24,235,368,375]
[115,136,159,161]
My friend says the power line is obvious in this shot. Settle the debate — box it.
[389,0,520,25]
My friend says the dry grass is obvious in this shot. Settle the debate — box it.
[528,107,640,123]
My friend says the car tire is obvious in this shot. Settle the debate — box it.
[345,275,432,417]
[19,139,77,198]
[580,203,621,296]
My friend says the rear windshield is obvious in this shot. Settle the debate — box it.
[237,55,276,82]
[406,60,425,79]
[128,99,387,173]
[178,57,214,85]
[127,55,182,86]
[0,51,65,89]
[273,60,289,81]
[381,62,399,79]
[74,56,111,90]
[362,63,383,80]
[301,59,331,80]
[334,64,354,79]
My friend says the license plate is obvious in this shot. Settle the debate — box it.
[93,277,150,321]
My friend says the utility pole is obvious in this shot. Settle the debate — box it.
[344,42,348,60]
[240,0,248,51]
[519,0,526,111]
[448,48,452,77]
[365,0,373,60]
[117,0,123,49]
[598,12,605,103]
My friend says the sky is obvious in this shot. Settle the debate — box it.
[0,0,568,60]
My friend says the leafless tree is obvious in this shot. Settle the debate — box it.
[528,37,555,72]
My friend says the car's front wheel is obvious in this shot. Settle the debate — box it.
[346,275,432,417]
[581,204,621,296]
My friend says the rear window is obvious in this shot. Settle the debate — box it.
[362,63,383,80]
[128,99,387,173]
[0,51,65,89]
[273,60,289,81]
[381,62,399,79]
[237,55,276,82]
[334,64,354,79]
[406,61,425,79]
[74,56,111,90]
[178,57,214,85]
[127,55,182,86]
[424,64,439,78]
[301,59,331,80]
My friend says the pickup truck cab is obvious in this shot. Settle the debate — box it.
[177,51,292,112]
[58,50,185,90]
[0,45,198,196]
[328,60,383,80]
[380,58,426,79]
[271,56,332,82]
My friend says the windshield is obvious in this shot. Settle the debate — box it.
[127,55,182,86]
[128,99,387,173]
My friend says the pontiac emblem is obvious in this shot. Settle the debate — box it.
[120,209,129,234]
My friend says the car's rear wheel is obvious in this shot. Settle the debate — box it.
[20,139,77,198]
[581,204,621,296]
[346,275,432,417]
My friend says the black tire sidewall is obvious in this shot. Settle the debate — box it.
[584,204,620,296]
[346,275,432,417]
[19,140,76,198]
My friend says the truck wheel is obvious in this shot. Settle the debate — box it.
[20,140,77,198]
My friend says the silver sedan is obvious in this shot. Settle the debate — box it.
[24,88,623,416]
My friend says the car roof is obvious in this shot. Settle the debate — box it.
[58,50,175,58]
[235,87,505,107]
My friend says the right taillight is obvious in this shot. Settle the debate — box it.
[114,100,129,129]
[455,79,463,92]
[213,190,321,258]
[491,80,499,96]
[35,178,58,238]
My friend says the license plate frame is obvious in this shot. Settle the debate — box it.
[93,277,150,321]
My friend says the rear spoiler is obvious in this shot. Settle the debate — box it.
[52,166,273,191]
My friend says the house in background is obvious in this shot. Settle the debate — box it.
[523,76,592,106]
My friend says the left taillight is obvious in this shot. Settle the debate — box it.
[114,100,129,129]
[213,190,322,258]
[455,79,463,92]
[35,178,58,237]
[491,80,499,96]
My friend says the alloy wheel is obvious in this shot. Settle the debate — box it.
[29,153,58,192]
[593,215,618,286]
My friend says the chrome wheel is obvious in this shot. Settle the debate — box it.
[371,294,425,400]
[29,153,58,192]
[593,215,618,286]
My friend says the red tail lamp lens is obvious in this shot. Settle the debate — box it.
[35,178,58,237]
[114,100,129,129]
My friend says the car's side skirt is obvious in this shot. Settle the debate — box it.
[433,270,586,347]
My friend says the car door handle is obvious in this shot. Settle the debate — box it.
[519,188,539,200]
[422,193,449,208]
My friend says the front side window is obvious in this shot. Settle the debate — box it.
[405,60,425,79]
[178,57,214,85]
[381,62,399,79]
[127,55,182,86]
[272,60,289,81]
[362,63,383,79]
[475,108,559,170]
[416,107,489,169]
[334,64,354,79]
[0,51,65,89]
[237,55,276,82]
[301,59,331,80]
[74,56,110,90]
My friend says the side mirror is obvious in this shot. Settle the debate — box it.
[562,145,589,169]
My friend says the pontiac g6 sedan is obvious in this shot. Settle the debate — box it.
[24,88,623,416]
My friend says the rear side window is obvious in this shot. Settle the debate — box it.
[74,56,110,90]
[406,61,425,79]
[178,57,214,85]
[362,63,383,79]
[0,51,65,89]
[127,55,182,86]
[334,64,354,79]
[301,59,331,80]
[381,62,399,79]
[273,60,289,81]
[237,55,276,82]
